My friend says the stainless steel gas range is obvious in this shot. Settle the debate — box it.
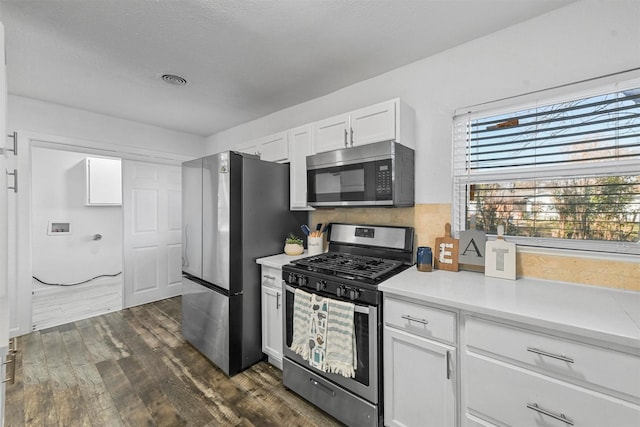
[282,223,414,427]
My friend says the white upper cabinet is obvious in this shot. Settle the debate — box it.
[351,101,396,146]
[258,132,289,162]
[313,99,414,154]
[236,141,260,157]
[85,157,122,206]
[237,131,289,163]
[234,98,414,209]
[313,113,351,153]
[288,124,314,210]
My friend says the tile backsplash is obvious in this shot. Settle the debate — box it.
[311,203,639,292]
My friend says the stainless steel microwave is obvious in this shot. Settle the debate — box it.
[306,141,414,207]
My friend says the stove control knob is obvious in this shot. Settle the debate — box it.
[297,275,308,287]
[349,288,360,301]
[315,280,327,292]
[336,286,346,298]
[287,273,297,284]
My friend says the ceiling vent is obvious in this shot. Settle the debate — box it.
[161,73,188,86]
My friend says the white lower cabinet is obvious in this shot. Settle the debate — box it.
[261,265,284,368]
[1,347,5,426]
[1,338,16,426]
[463,316,640,427]
[383,296,457,427]
[466,353,640,427]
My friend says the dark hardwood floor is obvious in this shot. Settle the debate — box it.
[4,297,344,426]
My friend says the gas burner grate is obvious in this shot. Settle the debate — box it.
[293,252,403,280]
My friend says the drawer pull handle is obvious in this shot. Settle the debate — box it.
[527,403,574,425]
[401,314,429,325]
[446,350,452,380]
[527,347,574,364]
[263,274,276,281]
[310,378,336,397]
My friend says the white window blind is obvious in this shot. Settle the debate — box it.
[453,80,640,255]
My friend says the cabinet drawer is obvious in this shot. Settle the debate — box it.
[466,354,640,427]
[466,317,640,399]
[261,266,282,289]
[384,297,456,344]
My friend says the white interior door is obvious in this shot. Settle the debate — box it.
[123,160,182,308]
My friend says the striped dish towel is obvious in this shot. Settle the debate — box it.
[324,299,357,378]
[290,288,312,360]
[308,294,329,371]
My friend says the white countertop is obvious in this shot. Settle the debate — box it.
[379,268,640,349]
[256,252,310,269]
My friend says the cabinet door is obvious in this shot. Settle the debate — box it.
[85,157,122,205]
[259,132,289,163]
[288,125,313,210]
[351,100,396,147]
[466,353,640,427]
[0,349,5,426]
[313,113,349,153]
[384,327,456,427]
[236,141,260,157]
[261,285,283,368]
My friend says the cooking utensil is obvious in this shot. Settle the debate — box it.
[301,224,311,236]
[321,223,330,235]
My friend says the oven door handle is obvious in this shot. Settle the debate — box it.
[284,284,371,314]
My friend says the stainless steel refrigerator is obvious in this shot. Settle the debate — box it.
[181,151,304,376]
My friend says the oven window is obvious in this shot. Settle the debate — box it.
[285,289,370,386]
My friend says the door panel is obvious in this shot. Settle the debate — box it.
[181,158,202,278]
[182,277,230,374]
[123,160,182,308]
[202,153,230,289]
[313,113,349,153]
[132,246,159,292]
[351,101,396,146]
[133,189,158,232]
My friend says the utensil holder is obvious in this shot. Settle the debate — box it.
[307,236,323,256]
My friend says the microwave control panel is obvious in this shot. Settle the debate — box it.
[375,160,393,198]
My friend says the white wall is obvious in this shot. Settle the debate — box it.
[205,0,640,204]
[31,147,122,284]
[9,95,206,159]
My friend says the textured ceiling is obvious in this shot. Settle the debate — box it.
[2,0,574,137]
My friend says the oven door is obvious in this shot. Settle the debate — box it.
[306,159,392,207]
[282,283,379,404]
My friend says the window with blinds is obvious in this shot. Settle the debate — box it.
[453,82,640,255]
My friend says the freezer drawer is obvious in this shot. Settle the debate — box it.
[182,276,232,374]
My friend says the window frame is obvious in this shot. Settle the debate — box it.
[452,76,640,256]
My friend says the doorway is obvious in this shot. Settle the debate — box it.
[7,131,188,337]
[30,147,123,330]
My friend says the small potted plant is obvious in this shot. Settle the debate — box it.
[284,233,304,256]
